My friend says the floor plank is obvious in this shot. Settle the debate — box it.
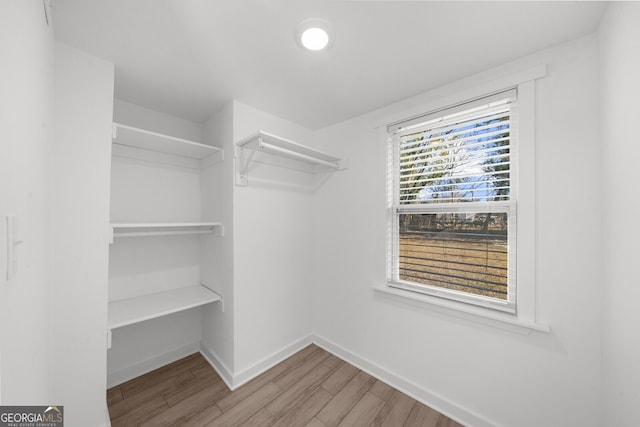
[216,360,290,412]
[173,402,222,427]
[271,387,332,427]
[321,354,342,370]
[265,365,332,419]
[305,418,327,427]
[163,367,223,407]
[140,379,227,427]
[107,349,463,427]
[206,382,281,426]
[370,389,416,427]
[280,344,319,369]
[110,395,169,427]
[107,387,123,406]
[110,369,195,418]
[404,402,442,427]
[437,415,465,427]
[336,392,385,427]
[316,370,377,427]
[320,361,359,395]
[239,408,276,427]
[120,353,205,399]
[369,380,395,402]
[272,348,329,390]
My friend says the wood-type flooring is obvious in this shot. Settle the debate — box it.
[107,344,464,426]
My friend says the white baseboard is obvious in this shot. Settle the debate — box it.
[107,342,200,388]
[312,334,497,427]
[107,334,494,427]
[104,401,112,427]
[199,334,313,390]
[199,343,235,390]
[232,335,314,388]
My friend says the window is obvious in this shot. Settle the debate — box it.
[387,89,518,313]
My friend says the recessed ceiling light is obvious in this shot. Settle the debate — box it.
[296,19,333,52]
[301,27,329,51]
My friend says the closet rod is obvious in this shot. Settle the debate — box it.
[259,140,340,169]
[113,230,215,238]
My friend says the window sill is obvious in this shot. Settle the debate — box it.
[374,284,550,335]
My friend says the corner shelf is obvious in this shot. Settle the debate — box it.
[107,285,222,331]
[235,131,347,185]
[112,122,224,169]
[109,222,224,243]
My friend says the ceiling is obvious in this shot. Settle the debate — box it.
[53,1,607,130]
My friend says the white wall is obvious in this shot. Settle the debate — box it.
[599,3,640,425]
[200,100,320,387]
[312,36,602,427]
[113,99,203,143]
[231,101,315,382]
[51,42,114,426]
[201,103,236,381]
[8,5,628,426]
[0,0,54,404]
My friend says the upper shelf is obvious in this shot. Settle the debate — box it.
[112,123,224,169]
[109,222,224,243]
[235,131,347,185]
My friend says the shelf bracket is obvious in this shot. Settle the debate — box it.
[235,145,255,186]
[201,285,225,312]
[234,131,346,187]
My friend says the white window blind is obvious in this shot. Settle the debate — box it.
[396,90,515,206]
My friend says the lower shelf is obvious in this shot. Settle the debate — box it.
[108,285,221,330]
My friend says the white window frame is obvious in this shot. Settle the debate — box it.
[390,90,518,313]
[376,66,549,334]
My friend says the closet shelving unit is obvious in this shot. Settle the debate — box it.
[235,130,347,185]
[108,123,224,347]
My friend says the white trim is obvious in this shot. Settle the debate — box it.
[201,333,505,426]
[104,402,112,427]
[389,97,517,312]
[108,334,519,427]
[312,334,497,427]
[374,285,549,334]
[375,64,546,130]
[388,88,517,134]
[390,205,516,313]
[106,341,200,388]
[231,335,314,388]
[199,342,235,390]
[514,79,537,323]
[382,68,547,330]
[199,334,314,391]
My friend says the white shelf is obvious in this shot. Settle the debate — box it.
[112,122,223,168]
[110,222,224,242]
[235,131,346,185]
[107,285,221,330]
